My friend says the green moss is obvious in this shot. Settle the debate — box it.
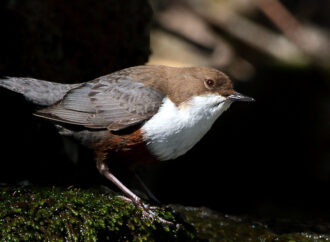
[1,187,329,241]
[0,187,195,241]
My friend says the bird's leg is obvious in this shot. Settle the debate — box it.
[96,158,142,205]
[96,158,172,225]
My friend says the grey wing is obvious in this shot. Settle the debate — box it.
[34,76,165,131]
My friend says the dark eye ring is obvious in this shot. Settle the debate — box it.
[205,79,215,87]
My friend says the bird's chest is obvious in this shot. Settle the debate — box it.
[144,118,213,161]
[141,97,227,161]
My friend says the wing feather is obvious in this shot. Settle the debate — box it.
[35,71,165,131]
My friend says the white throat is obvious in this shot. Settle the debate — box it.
[141,95,232,161]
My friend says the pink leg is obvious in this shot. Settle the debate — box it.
[97,159,142,205]
[96,158,172,225]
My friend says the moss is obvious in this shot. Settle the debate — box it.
[0,187,195,241]
[1,187,329,241]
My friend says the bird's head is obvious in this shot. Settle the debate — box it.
[165,66,254,116]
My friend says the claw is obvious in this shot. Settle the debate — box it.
[117,195,173,225]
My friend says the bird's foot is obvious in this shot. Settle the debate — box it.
[96,160,174,225]
[117,195,173,225]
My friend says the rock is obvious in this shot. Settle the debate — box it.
[171,205,330,241]
[1,186,329,241]
[0,186,195,241]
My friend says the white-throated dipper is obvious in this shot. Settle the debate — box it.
[0,65,254,221]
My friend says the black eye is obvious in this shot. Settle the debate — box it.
[205,79,215,87]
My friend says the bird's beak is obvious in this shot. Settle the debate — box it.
[228,92,255,102]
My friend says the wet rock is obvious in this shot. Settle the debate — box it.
[0,186,195,241]
[1,186,329,241]
[171,205,330,241]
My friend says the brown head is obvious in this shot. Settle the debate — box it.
[145,66,254,106]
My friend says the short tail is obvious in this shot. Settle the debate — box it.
[0,77,81,106]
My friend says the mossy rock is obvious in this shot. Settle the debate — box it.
[1,187,329,241]
[0,187,195,241]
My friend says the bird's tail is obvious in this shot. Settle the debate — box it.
[0,77,80,106]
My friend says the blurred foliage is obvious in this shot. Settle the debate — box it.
[149,0,330,80]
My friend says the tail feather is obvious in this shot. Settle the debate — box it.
[0,77,81,106]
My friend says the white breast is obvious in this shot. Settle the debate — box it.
[141,95,232,161]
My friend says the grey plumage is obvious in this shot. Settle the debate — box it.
[1,68,165,132]
[0,77,80,106]
[36,72,165,131]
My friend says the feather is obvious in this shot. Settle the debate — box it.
[35,70,165,131]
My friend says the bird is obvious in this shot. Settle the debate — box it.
[0,65,254,221]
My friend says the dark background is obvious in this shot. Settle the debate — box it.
[0,0,329,223]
